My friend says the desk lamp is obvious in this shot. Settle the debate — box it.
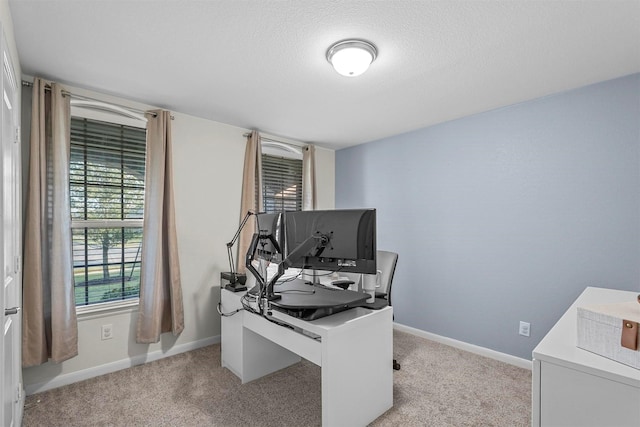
[222,210,253,292]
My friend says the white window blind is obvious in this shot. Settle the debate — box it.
[261,154,302,213]
[69,117,146,306]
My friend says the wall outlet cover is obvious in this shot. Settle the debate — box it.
[519,321,530,337]
[101,324,113,340]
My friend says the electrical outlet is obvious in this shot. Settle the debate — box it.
[101,324,113,340]
[519,321,530,337]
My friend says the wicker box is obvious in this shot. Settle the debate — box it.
[577,301,640,369]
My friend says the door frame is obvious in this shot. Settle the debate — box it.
[0,20,23,427]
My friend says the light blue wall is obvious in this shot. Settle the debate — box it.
[336,73,640,360]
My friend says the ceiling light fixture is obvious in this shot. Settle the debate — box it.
[326,39,377,77]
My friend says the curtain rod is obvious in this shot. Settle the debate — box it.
[242,132,307,148]
[21,80,174,120]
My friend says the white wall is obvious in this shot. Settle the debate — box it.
[21,86,335,392]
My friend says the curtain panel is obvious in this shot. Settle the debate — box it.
[22,78,78,367]
[236,131,263,274]
[136,110,184,343]
[302,144,316,211]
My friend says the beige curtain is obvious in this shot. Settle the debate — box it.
[302,144,317,210]
[22,78,78,367]
[136,110,184,343]
[236,131,263,274]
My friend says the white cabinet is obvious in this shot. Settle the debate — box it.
[532,287,640,427]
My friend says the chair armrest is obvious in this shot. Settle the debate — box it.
[331,280,354,290]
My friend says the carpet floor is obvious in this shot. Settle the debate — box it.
[23,330,531,426]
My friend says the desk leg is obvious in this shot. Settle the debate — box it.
[241,326,301,383]
[321,308,393,427]
[221,290,300,383]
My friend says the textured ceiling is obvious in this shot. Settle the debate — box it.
[9,0,640,149]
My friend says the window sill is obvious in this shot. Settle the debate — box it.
[76,299,139,321]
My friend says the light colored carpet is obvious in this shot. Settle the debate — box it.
[23,330,531,426]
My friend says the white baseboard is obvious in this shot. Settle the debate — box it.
[25,335,221,395]
[393,323,532,370]
[26,326,531,395]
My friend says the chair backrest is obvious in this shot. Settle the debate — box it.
[376,250,398,306]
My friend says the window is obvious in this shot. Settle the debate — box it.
[261,154,302,213]
[70,117,146,306]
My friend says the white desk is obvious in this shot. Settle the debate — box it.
[532,287,640,427]
[220,288,393,427]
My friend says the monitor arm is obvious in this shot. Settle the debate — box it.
[267,232,331,293]
[245,231,286,301]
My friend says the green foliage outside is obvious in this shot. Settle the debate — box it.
[74,262,141,305]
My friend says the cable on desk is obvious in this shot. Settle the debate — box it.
[240,293,294,330]
[274,269,304,285]
[240,293,257,313]
[217,302,243,317]
[264,315,294,330]
[311,268,344,278]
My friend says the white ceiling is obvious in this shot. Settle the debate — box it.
[9,0,640,150]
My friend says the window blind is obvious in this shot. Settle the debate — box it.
[70,118,146,220]
[69,117,146,306]
[262,154,302,213]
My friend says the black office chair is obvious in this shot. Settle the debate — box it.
[376,250,400,371]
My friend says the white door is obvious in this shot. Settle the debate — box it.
[1,25,23,427]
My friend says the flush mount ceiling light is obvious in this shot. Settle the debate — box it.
[326,39,377,77]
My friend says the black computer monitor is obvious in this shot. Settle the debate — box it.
[283,209,376,274]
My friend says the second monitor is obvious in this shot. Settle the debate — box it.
[283,208,377,275]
